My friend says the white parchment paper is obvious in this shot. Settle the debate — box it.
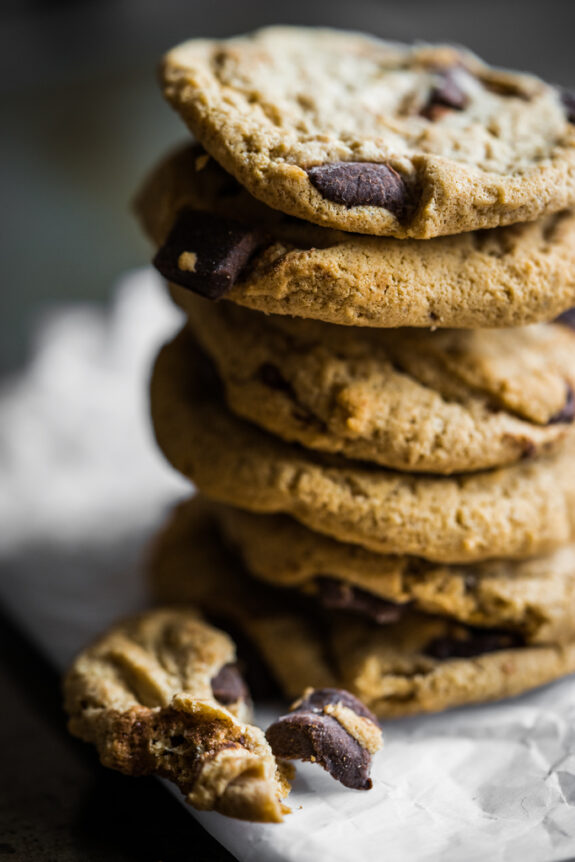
[2,269,575,862]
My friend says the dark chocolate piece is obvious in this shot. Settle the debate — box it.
[266,687,380,790]
[316,577,405,624]
[548,384,575,425]
[153,209,265,300]
[421,68,468,119]
[293,687,378,725]
[267,713,372,789]
[424,628,524,660]
[210,663,249,706]
[559,89,575,124]
[556,308,575,330]
[307,162,408,217]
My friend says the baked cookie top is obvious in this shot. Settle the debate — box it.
[150,331,575,563]
[148,498,575,719]
[160,28,575,238]
[63,609,290,822]
[183,295,575,474]
[136,144,575,329]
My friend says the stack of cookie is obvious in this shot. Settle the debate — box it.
[136,27,575,718]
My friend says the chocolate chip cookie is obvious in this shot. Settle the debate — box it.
[136,143,575,329]
[63,609,290,821]
[147,498,575,718]
[210,501,575,644]
[160,28,575,238]
[181,294,575,473]
[150,330,575,563]
[266,688,382,790]
[151,497,575,645]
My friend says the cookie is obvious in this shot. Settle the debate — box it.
[63,608,290,822]
[160,28,575,239]
[212,502,575,644]
[181,294,575,474]
[331,614,575,718]
[135,143,575,329]
[150,330,575,563]
[147,498,575,718]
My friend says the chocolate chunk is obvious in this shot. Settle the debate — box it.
[421,68,468,119]
[267,713,372,789]
[266,687,381,789]
[153,210,265,300]
[556,307,575,330]
[424,628,524,660]
[307,162,408,218]
[548,384,575,425]
[293,686,378,724]
[210,662,250,705]
[559,89,575,124]
[316,577,405,624]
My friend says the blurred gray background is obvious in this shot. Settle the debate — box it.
[2,0,575,373]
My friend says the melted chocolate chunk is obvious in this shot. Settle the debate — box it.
[559,89,575,124]
[210,663,249,705]
[307,162,408,218]
[266,687,380,789]
[293,687,378,724]
[548,384,575,425]
[556,307,575,330]
[316,577,405,624]
[267,713,372,789]
[153,210,266,300]
[424,628,524,660]
[421,68,468,119]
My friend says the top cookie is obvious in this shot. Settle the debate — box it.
[161,27,575,238]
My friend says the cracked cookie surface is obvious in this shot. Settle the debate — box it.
[136,143,575,329]
[160,28,575,238]
[150,330,575,563]
[148,498,575,717]
[182,295,575,474]
[63,609,289,822]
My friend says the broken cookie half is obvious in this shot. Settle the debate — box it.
[63,608,381,822]
[63,608,289,822]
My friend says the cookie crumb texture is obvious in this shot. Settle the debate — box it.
[63,609,289,822]
[161,27,575,238]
